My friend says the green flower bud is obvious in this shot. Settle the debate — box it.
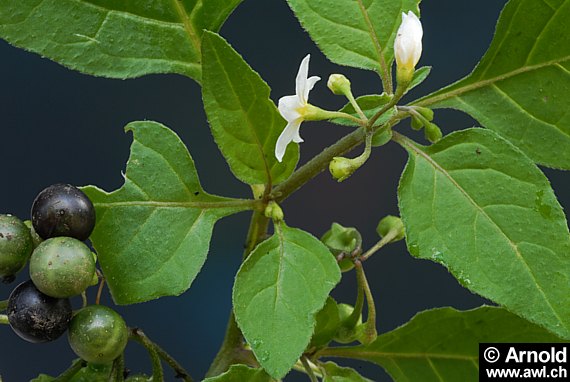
[415,106,434,121]
[425,122,443,143]
[376,215,405,243]
[410,114,424,130]
[329,157,359,182]
[264,201,284,222]
[327,74,352,96]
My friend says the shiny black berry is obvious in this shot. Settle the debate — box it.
[31,184,95,241]
[0,214,33,279]
[7,280,72,343]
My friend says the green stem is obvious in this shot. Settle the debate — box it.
[271,128,366,202]
[0,314,8,325]
[206,210,268,377]
[0,300,7,312]
[272,103,407,203]
[109,354,125,382]
[346,92,367,121]
[129,329,165,382]
[53,360,87,382]
[360,229,399,262]
[300,356,318,382]
[355,261,377,343]
[345,272,364,330]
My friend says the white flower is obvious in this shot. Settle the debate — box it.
[275,54,320,162]
[394,11,423,70]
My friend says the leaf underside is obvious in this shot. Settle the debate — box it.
[397,128,570,339]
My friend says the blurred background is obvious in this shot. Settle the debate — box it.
[1,0,567,380]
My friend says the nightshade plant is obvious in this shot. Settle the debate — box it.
[0,0,569,381]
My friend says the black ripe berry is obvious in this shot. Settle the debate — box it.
[7,280,72,343]
[31,184,95,241]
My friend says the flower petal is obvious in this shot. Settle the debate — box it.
[395,11,423,68]
[275,119,303,162]
[278,95,303,122]
[304,76,321,102]
[295,54,311,103]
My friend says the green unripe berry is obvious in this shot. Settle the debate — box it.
[0,215,33,278]
[30,237,96,298]
[68,305,128,364]
[376,215,405,243]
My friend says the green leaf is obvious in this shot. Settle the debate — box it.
[396,128,570,339]
[201,31,299,185]
[30,376,54,382]
[233,223,341,378]
[310,297,341,349]
[415,0,570,169]
[408,66,432,92]
[325,306,564,381]
[0,0,243,82]
[203,365,272,382]
[321,362,373,382]
[82,121,254,305]
[286,0,420,77]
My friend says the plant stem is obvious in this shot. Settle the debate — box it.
[130,329,164,382]
[109,354,125,382]
[272,128,366,202]
[272,103,407,203]
[53,359,87,382]
[0,314,8,325]
[345,271,365,330]
[0,299,7,312]
[300,356,318,382]
[96,277,106,305]
[360,229,400,262]
[355,261,377,343]
[206,210,268,377]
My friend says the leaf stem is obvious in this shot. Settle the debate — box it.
[355,261,377,343]
[53,359,87,382]
[300,356,318,382]
[0,314,9,325]
[129,328,166,382]
[0,299,7,312]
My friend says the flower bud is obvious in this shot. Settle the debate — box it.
[394,11,423,85]
[327,74,352,96]
[415,106,434,121]
[264,201,284,221]
[376,215,405,243]
[424,122,443,143]
[329,157,361,182]
[410,114,424,130]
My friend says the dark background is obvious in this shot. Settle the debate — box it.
[1,0,567,381]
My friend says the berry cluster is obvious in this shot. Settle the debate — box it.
[1,184,128,365]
